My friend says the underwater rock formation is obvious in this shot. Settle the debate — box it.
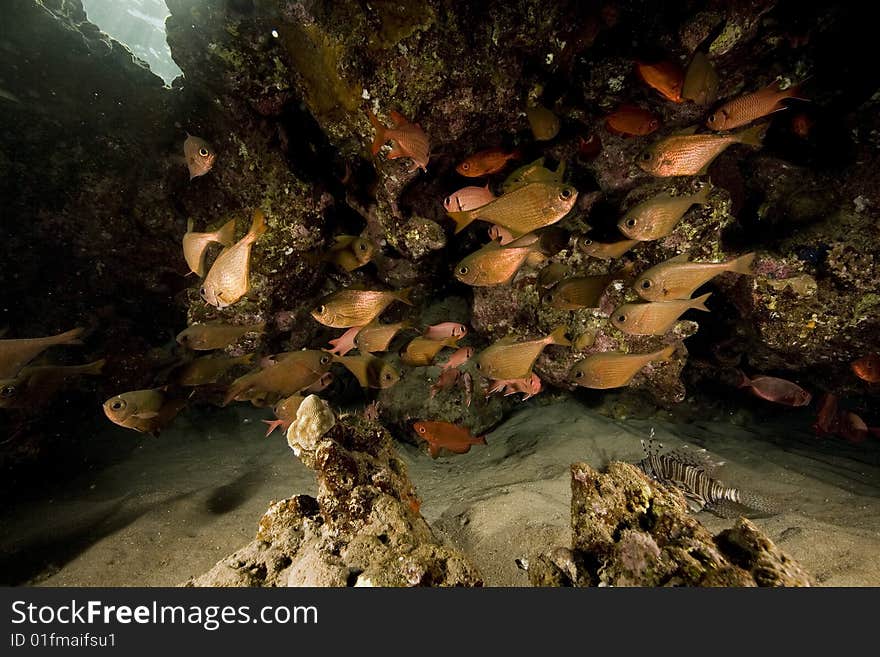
[187,415,481,587]
[527,461,811,587]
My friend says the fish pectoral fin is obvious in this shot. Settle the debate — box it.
[133,411,160,419]
[428,443,441,459]
[387,142,408,159]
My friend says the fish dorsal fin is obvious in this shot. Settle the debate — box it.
[667,253,690,264]
[389,110,410,127]
[186,218,194,233]
[494,335,518,345]
[672,125,699,136]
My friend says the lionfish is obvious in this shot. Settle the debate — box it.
[636,432,778,517]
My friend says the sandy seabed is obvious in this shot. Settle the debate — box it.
[2,399,879,587]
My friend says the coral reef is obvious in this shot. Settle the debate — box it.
[527,461,811,587]
[187,415,481,587]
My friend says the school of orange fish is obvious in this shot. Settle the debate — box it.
[3,51,877,455]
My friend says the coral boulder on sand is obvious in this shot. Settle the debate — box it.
[527,461,811,587]
[187,416,481,587]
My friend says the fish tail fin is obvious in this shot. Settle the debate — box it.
[734,368,751,388]
[262,419,284,437]
[83,358,106,375]
[655,345,676,362]
[735,123,767,147]
[55,327,86,346]
[367,110,386,155]
[447,210,475,233]
[548,325,572,347]
[215,218,237,246]
[691,292,712,312]
[728,251,756,275]
[245,209,267,242]
[395,287,414,306]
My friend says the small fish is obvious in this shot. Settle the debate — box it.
[201,209,268,308]
[355,321,410,353]
[324,235,376,272]
[525,103,560,141]
[501,158,566,194]
[0,327,84,378]
[402,336,458,366]
[423,322,468,341]
[573,327,598,350]
[611,293,711,335]
[538,262,569,288]
[707,80,805,131]
[333,354,400,389]
[456,148,521,177]
[368,109,430,172]
[765,274,817,297]
[737,370,812,406]
[446,182,578,235]
[182,218,236,277]
[605,104,660,137]
[852,354,880,383]
[429,368,461,398]
[311,288,412,328]
[682,51,719,106]
[569,345,675,389]
[543,273,617,310]
[475,326,571,380]
[488,225,516,245]
[638,124,765,176]
[455,233,546,286]
[486,372,542,400]
[263,394,305,436]
[443,184,495,213]
[618,185,711,241]
[0,359,105,409]
[327,326,363,357]
[413,421,487,458]
[223,350,332,406]
[183,133,216,180]
[440,346,475,371]
[813,393,840,436]
[176,321,265,351]
[577,133,602,160]
[577,236,639,260]
[636,60,685,103]
[103,388,187,434]
[303,371,334,393]
[635,252,755,301]
[176,354,254,386]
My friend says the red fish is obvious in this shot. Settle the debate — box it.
[368,109,430,172]
[486,372,542,400]
[737,370,811,406]
[488,225,516,245]
[636,60,685,103]
[605,104,660,136]
[413,420,487,458]
[441,346,475,371]
[423,322,468,340]
[852,354,880,383]
[813,393,840,436]
[327,326,362,357]
[430,368,461,398]
[456,148,520,177]
[577,133,602,160]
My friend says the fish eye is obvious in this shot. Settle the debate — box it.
[383,372,393,380]
[418,426,426,434]
[640,151,652,161]
[198,147,209,157]
[617,314,627,323]
[444,196,451,206]
[475,362,482,370]
[708,113,716,123]
[358,242,368,251]
[458,266,469,275]
[545,294,554,302]
[111,399,126,411]
[560,188,573,200]
[625,218,636,227]
[462,163,470,170]
[1,385,16,398]
[582,239,593,246]
[320,355,331,365]
[574,370,584,379]
[641,279,652,289]
[316,305,325,314]
[199,287,207,298]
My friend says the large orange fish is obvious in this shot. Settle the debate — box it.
[446,182,578,235]
[456,148,520,177]
[454,233,546,286]
[413,420,487,458]
[176,354,254,386]
[176,321,265,350]
[707,80,805,131]
[636,61,685,102]
[634,252,755,301]
[542,273,617,310]
[618,186,711,241]
[103,388,187,434]
[0,359,105,409]
[355,321,410,353]
[223,350,332,406]
[182,218,236,277]
[852,354,880,383]
[368,109,430,172]
[201,209,267,308]
[577,236,640,260]
[475,326,571,380]
[401,336,458,366]
[183,133,216,180]
[501,158,566,194]
[637,124,765,176]
[611,293,711,335]
[605,104,660,136]
[569,345,675,389]
[311,288,412,328]
[0,327,84,378]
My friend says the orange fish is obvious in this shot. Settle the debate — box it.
[618,185,711,241]
[605,104,660,136]
[542,274,617,310]
[423,322,468,341]
[611,293,711,335]
[441,346,474,371]
[327,326,362,357]
[176,321,265,351]
[429,367,461,398]
[851,354,880,383]
[577,236,639,260]
[201,209,267,308]
[455,233,546,286]
[413,420,487,458]
[333,354,400,389]
[0,359,105,409]
[486,372,542,400]
[638,124,765,176]
[577,133,602,160]
[303,371,333,393]
[569,345,675,389]
[443,184,495,213]
[311,288,412,328]
[634,252,755,301]
[707,80,805,131]
[103,388,188,435]
[183,133,216,180]
[636,61,685,103]
[324,235,376,272]
[368,109,430,172]
[182,218,236,277]
[355,321,410,353]
[456,148,520,177]
[401,336,458,366]
[176,353,254,386]
[476,326,571,380]
[0,327,84,378]
[223,350,332,406]
[737,370,811,406]
[446,182,578,235]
